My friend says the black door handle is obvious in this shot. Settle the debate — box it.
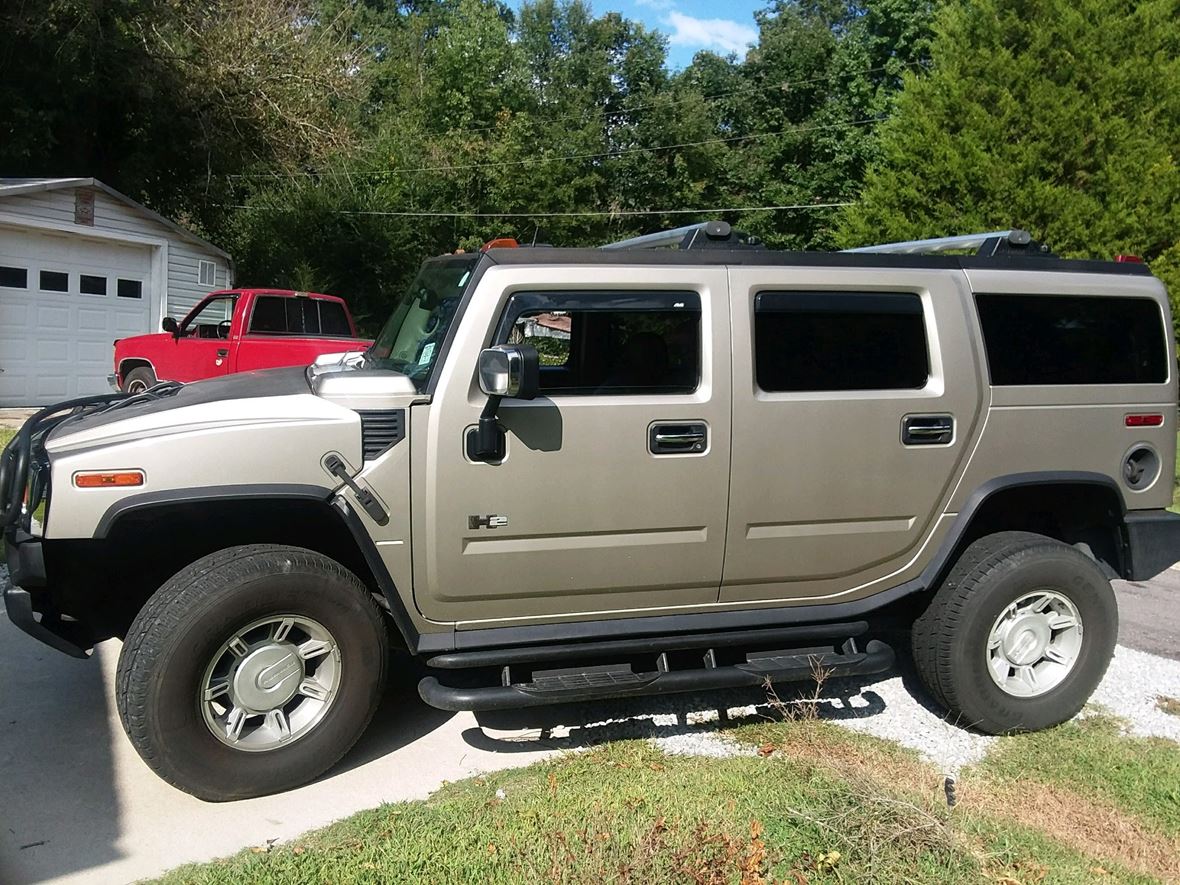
[216,348,229,358]
[650,422,707,454]
[902,414,954,445]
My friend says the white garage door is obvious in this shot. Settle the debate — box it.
[0,227,153,406]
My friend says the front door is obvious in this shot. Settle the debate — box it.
[169,294,237,382]
[413,265,732,625]
[721,266,983,605]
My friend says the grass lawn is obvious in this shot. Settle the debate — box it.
[155,715,1179,885]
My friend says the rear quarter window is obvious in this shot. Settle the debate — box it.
[975,294,1167,385]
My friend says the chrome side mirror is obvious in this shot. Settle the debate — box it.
[469,344,540,462]
[477,344,539,400]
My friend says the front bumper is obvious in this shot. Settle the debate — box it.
[1124,509,1180,581]
[3,530,89,658]
[107,372,119,391]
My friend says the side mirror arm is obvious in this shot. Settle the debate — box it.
[468,395,505,462]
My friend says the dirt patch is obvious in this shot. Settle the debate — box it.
[1157,695,1180,717]
[756,721,1180,882]
[967,778,1180,882]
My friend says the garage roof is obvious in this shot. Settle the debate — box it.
[0,177,230,261]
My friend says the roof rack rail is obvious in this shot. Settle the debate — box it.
[842,229,1043,257]
[601,220,762,251]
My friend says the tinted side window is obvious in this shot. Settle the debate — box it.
[250,296,287,333]
[497,292,701,396]
[755,291,929,392]
[319,301,351,336]
[976,294,1167,385]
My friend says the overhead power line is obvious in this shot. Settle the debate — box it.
[228,116,883,179]
[223,201,852,218]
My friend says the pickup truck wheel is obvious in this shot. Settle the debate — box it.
[121,366,157,394]
[910,531,1117,734]
[115,545,388,801]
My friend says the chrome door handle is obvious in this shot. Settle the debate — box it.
[902,414,954,445]
[649,422,708,454]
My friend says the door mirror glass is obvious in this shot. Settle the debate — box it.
[478,345,540,400]
[161,316,179,335]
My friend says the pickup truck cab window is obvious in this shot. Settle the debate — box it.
[494,291,701,396]
[182,294,237,339]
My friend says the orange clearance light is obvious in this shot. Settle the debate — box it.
[1125,414,1164,427]
[74,470,145,488]
[481,237,518,252]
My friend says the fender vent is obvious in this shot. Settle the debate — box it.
[356,409,406,460]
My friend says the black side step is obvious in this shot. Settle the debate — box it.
[418,638,895,712]
[426,621,869,669]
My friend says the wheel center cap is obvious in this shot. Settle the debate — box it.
[1002,615,1050,665]
[232,643,304,713]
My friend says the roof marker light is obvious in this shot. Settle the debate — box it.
[1115,254,1145,263]
[74,470,145,488]
[481,238,518,252]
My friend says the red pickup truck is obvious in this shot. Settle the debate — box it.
[112,288,370,392]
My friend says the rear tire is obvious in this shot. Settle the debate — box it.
[121,366,157,394]
[116,545,388,801]
[911,531,1117,734]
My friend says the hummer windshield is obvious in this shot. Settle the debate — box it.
[364,254,481,391]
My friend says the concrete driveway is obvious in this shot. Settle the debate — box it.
[1,574,1177,884]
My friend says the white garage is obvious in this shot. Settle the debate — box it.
[0,178,232,406]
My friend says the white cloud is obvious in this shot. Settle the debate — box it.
[662,10,756,55]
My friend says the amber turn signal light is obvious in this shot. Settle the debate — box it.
[73,470,145,488]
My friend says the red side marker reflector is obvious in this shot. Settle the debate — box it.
[74,470,145,488]
[1125,414,1164,427]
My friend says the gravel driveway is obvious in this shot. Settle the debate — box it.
[1,564,1177,885]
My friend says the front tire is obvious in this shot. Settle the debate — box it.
[121,366,157,394]
[116,545,388,801]
[911,531,1117,734]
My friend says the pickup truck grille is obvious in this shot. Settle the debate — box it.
[357,410,406,461]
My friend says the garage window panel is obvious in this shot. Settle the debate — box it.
[117,279,143,299]
[39,270,69,292]
[0,265,28,288]
[80,274,107,296]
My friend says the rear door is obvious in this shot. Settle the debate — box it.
[413,264,732,625]
[721,266,983,604]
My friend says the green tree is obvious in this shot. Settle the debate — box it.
[836,0,1180,270]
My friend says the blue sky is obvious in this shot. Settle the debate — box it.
[533,0,766,69]
[623,0,764,68]
[641,0,765,68]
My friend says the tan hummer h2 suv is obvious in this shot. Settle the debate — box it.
[4,224,1178,800]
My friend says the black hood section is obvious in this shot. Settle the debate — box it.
[52,367,312,437]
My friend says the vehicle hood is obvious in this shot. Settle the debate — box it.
[45,367,318,451]
[115,331,171,352]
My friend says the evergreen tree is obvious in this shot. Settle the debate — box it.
[837,0,1180,306]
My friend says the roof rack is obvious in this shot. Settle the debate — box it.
[601,220,762,251]
[842,229,1044,257]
